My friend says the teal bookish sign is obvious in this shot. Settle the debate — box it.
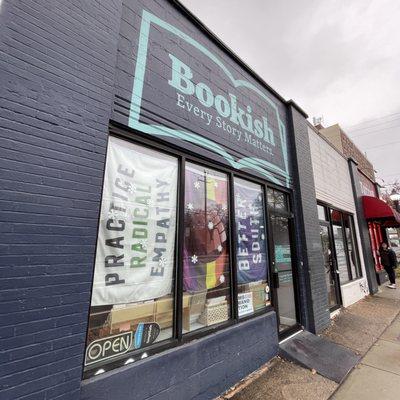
[113,3,292,187]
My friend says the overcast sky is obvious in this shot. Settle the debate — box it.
[181,0,400,189]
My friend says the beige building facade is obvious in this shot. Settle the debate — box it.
[309,124,369,309]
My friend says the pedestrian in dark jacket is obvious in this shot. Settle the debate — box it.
[379,242,397,289]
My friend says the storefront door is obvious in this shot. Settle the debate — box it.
[320,224,341,311]
[270,214,299,333]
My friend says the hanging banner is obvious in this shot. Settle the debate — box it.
[91,136,178,305]
[235,180,268,284]
[183,165,229,292]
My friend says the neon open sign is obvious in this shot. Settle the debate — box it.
[85,331,133,366]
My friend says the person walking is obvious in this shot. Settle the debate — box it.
[379,242,397,289]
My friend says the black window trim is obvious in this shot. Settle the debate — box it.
[316,201,363,284]
[83,123,296,378]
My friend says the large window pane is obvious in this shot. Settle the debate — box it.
[234,178,270,317]
[317,204,327,221]
[183,163,230,332]
[343,214,361,279]
[320,224,341,309]
[331,210,351,284]
[85,137,178,369]
[271,215,297,331]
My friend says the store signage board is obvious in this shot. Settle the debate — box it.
[358,170,377,197]
[123,9,291,187]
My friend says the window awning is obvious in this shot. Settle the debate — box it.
[362,196,400,227]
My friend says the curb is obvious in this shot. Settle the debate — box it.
[216,358,279,399]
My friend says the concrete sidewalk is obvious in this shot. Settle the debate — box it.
[219,286,400,400]
[331,289,400,400]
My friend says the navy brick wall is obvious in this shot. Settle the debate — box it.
[0,1,122,399]
[81,313,278,400]
[112,0,293,188]
[0,1,329,399]
[287,104,330,333]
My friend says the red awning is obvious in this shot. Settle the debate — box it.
[362,196,400,227]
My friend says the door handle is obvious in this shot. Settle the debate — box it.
[335,270,340,274]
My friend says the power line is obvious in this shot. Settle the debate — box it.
[351,123,400,138]
[347,117,400,134]
[363,140,400,151]
[349,124,400,138]
[345,111,400,129]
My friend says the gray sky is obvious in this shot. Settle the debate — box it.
[181,0,400,189]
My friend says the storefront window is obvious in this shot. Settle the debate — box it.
[343,214,362,279]
[331,211,351,284]
[317,204,327,221]
[182,163,231,332]
[267,188,288,211]
[85,137,178,368]
[84,136,294,374]
[319,224,341,309]
[234,178,270,317]
[324,207,363,285]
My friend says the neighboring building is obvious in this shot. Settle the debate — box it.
[308,124,369,310]
[1,1,331,399]
[318,123,375,181]
[316,123,400,291]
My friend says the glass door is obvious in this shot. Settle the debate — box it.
[270,214,298,332]
[320,224,341,310]
[331,215,351,285]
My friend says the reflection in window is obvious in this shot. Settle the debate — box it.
[343,214,362,279]
[317,204,327,221]
[183,163,230,332]
[234,178,270,317]
[331,211,350,284]
[86,137,178,368]
[271,215,297,331]
[320,224,340,309]
[267,188,288,211]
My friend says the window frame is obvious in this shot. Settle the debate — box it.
[342,214,362,280]
[317,201,363,285]
[180,160,233,336]
[233,176,272,320]
[83,124,295,377]
[267,189,301,335]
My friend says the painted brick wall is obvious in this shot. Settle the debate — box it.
[288,105,330,333]
[308,125,356,213]
[81,313,278,400]
[0,1,331,399]
[341,133,375,181]
[348,160,379,294]
[0,1,122,399]
[112,0,293,188]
